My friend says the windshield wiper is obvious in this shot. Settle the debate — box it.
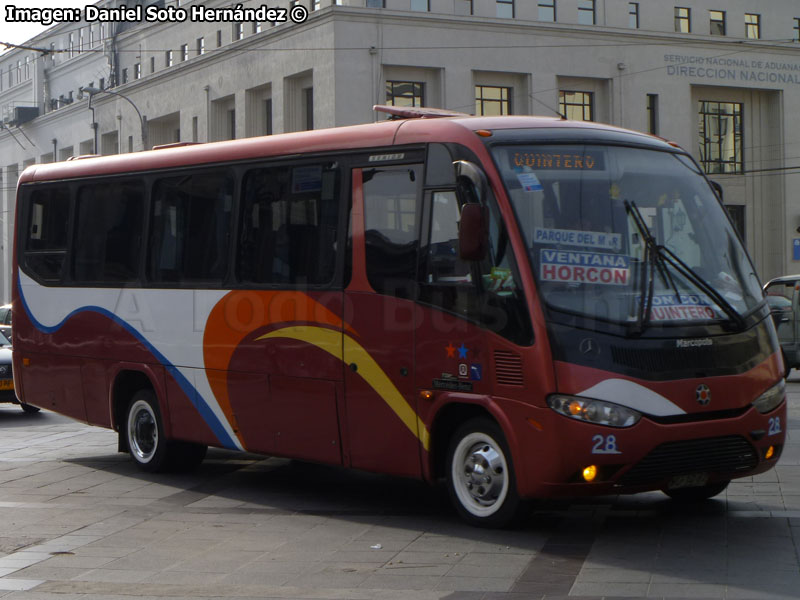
[624,200,746,333]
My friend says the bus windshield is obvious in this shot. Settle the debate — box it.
[492,143,763,328]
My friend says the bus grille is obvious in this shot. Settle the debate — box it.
[619,436,758,485]
[610,337,761,373]
[494,350,524,386]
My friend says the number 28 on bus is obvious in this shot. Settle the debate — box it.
[12,106,785,527]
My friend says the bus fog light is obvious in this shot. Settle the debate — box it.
[766,446,775,460]
[582,465,598,482]
[547,395,641,428]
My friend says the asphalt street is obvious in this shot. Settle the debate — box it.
[0,376,799,600]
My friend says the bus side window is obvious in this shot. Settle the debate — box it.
[419,189,533,345]
[23,186,71,283]
[74,181,144,283]
[148,171,233,284]
[237,162,339,285]
[362,165,422,299]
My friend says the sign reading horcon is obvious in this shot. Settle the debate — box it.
[540,250,629,285]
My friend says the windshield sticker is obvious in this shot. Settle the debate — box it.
[516,172,544,192]
[540,250,629,285]
[645,294,717,321]
[291,165,323,193]
[534,227,622,251]
[513,151,604,170]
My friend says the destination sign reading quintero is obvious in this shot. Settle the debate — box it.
[513,151,604,170]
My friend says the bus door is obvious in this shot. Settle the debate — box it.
[343,163,424,478]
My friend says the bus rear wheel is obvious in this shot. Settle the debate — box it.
[446,418,526,528]
[126,390,168,472]
[125,390,207,472]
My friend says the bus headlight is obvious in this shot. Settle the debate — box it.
[547,395,642,428]
[752,380,785,414]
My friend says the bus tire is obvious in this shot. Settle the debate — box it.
[20,403,40,414]
[126,390,169,472]
[446,418,526,528]
[663,480,729,502]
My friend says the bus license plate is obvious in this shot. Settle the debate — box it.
[668,473,709,490]
[0,379,13,391]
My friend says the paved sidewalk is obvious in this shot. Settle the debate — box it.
[0,377,798,600]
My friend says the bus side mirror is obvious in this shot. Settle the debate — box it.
[454,160,489,261]
[459,203,487,261]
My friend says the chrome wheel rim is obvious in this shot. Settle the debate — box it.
[128,400,158,463]
[451,431,509,518]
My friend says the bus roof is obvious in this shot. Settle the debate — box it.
[18,115,669,185]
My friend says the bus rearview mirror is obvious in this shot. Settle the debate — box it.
[459,203,487,261]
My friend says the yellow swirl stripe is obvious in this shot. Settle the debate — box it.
[256,326,430,451]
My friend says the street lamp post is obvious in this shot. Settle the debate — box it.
[80,85,149,152]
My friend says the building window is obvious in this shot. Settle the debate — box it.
[646,94,658,135]
[710,10,726,36]
[24,56,30,79]
[227,109,236,140]
[181,44,189,61]
[150,56,155,73]
[538,0,555,21]
[197,37,205,55]
[475,85,512,116]
[366,0,384,6]
[411,0,429,11]
[725,205,745,240]
[79,28,84,53]
[497,0,514,19]
[254,21,262,32]
[134,63,141,79]
[217,30,223,46]
[166,50,173,67]
[675,7,690,33]
[68,33,75,57]
[794,18,800,42]
[312,0,321,10]
[265,98,273,135]
[234,22,244,40]
[559,90,593,121]
[121,68,128,84]
[386,80,424,107]
[304,87,314,130]
[577,0,595,25]
[628,3,639,28]
[698,101,743,174]
[745,13,760,39]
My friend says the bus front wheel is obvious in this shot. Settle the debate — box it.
[446,418,526,528]
[126,390,169,472]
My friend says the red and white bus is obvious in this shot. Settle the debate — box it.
[12,107,785,526]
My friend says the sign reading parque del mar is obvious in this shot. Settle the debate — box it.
[664,54,800,84]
